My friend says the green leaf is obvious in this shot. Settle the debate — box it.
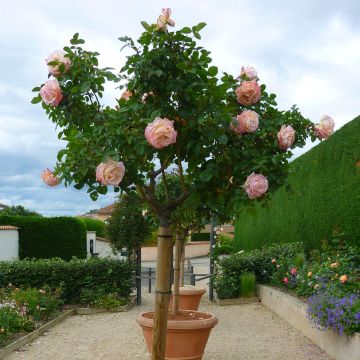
[208,66,218,76]
[80,82,92,93]
[219,135,228,144]
[31,96,42,104]
[196,22,207,31]
[193,32,201,40]
[32,87,40,92]
[181,27,192,34]
[57,149,67,161]
[141,21,152,31]
[200,171,213,182]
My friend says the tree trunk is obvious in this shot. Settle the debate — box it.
[180,239,185,287]
[172,234,182,316]
[152,224,173,360]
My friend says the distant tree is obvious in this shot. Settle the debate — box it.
[1,205,42,217]
[106,193,150,258]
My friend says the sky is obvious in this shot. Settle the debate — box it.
[0,0,359,216]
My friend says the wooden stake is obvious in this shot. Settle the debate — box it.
[172,234,182,316]
[180,240,185,287]
[152,226,173,360]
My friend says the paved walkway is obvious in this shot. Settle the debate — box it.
[5,290,332,360]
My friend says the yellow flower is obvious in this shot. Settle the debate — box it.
[340,275,348,284]
[307,271,312,277]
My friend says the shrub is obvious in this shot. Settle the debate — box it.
[0,301,34,346]
[80,217,106,238]
[234,115,360,251]
[10,287,62,321]
[240,272,256,298]
[213,235,234,258]
[0,258,135,304]
[0,216,86,260]
[214,242,304,299]
[271,233,360,298]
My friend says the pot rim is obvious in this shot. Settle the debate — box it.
[173,285,207,296]
[137,310,218,330]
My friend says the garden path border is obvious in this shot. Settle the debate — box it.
[0,296,136,359]
[258,285,360,360]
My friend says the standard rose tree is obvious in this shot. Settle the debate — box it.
[32,8,334,359]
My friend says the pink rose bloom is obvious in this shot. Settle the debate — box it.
[235,80,261,106]
[290,268,297,276]
[41,169,60,186]
[314,115,335,139]
[96,159,125,186]
[45,50,71,76]
[39,79,63,107]
[232,110,259,134]
[121,90,133,101]
[145,117,177,149]
[278,125,296,150]
[271,258,276,264]
[157,8,175,31]
[283,277,289,284]
[240,66,258,80]
[243,172,268,199]
[340,275,348,284]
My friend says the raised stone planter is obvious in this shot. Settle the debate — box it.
[216,297,260,306]
[258,285,360,360]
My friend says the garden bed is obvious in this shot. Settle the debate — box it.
[258,285,360,360]
[0,296,136,359]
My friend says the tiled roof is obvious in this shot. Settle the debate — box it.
[97,204,115,215]
[0,225,19,230]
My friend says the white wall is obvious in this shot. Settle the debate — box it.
[0,230,19,260]
[96,239,124,259]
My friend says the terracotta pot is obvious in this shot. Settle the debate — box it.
[137,310,218,360]
[169,285,207,311]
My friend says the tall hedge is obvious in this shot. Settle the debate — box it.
[234,115,360,251]
[79,217,106,238]
[0,216,86,260]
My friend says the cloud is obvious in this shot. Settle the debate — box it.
[0,0,359,216]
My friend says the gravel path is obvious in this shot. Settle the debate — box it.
[5,291,332,360]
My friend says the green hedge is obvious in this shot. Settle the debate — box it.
[0,216,86,260]
[191,232,209,242]
[80,217,106,238]
[234,115,360,251]
[214,242,304,299]
[0,258,135,303]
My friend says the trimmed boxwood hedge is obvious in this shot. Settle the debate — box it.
[80,217,106,238]
[0,258,135,303]
[0,216,86,260]
[234,115,360,251]
[191,232,210,242]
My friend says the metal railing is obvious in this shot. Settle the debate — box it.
[136,259,214,304]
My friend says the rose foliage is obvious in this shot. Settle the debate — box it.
[32,14,327,224]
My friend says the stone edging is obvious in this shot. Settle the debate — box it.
[0,296,136,359]
[216,297,260,306]
[258,285,360,360]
